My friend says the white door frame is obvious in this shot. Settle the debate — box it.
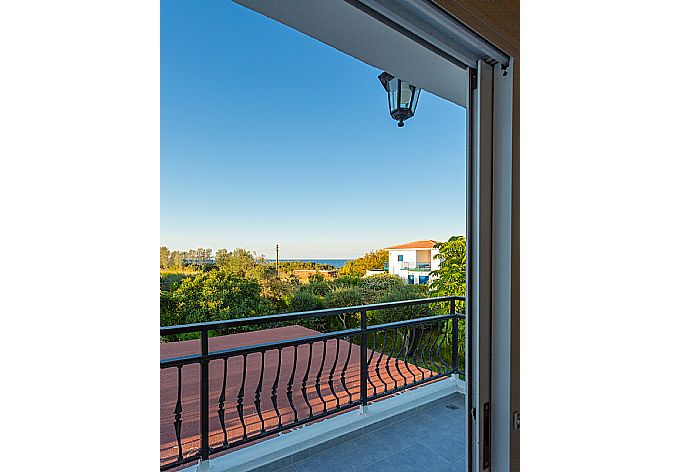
[467,57,518,472]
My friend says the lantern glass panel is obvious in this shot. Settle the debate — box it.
[388,82,397,112]
[410,87,420,113]
[399,82,413,108]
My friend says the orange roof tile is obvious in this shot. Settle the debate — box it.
[384,239,438,250]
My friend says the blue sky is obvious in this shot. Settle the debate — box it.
[161,0,466,259]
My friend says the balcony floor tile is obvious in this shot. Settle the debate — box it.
[283,394,465,472]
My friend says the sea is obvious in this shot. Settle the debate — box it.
[268,259,349,269]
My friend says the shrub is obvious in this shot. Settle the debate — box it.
[160,290,181,327]
[288,290,330,332]
[359,274,404,304]
[324,287,363,308]
[160,272,189,292]
[339,249,387,277]
[371,284,430,324]
[302,279,332,297]
[172,271,271,328]
[324,287,364,329]
[288,289,325,312]
[332,275,363,288]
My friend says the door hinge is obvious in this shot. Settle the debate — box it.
[483,402,491,469]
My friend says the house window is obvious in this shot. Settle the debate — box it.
[408,274,415,284]
[419,275,429,285]
[398,255,403,262]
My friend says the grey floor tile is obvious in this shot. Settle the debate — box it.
[280,395,466,472]
[291,438,382,472]
[275,466,298,472]
[360,443,454,472]
[417,430,465,463]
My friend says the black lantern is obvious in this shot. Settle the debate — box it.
[378,72,421,127]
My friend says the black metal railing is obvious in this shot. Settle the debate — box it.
[159,295,465,470]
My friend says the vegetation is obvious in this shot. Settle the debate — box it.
[430,236,467,304]
[160,238,467,371]
[429,235,467,374]
[339,249,388,277]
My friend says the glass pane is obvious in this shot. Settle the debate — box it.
[389,81,398,111]
[399,82,412,108]
[410,87,420,113]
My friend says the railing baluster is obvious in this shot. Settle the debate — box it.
[403,326,417,381]
[236,354,247,439]
[384,327,397,390]
[301,342,313,418]
[375,329,388,392]
[173,365,183,463]
[428,320,443,374]
[366,331,377,396]
[360,310,368,406]
[286,345,298,423]
[327,335,341,409]
[393,326,408,386]
[314,340,328,413]
[424,321,438,375]
[437,320,451,373]
[419,324,432,379]
[217,357,228,446]
[412,324,423,379]
[200,331,209,461]
[340,335,354,404]
[254,351,266,434]
[271,348,282,428]
[451,298,459,373]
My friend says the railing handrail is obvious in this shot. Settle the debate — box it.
[160,295,465,336]
[160,313,465,368]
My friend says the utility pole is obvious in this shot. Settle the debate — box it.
[275,243,279,276]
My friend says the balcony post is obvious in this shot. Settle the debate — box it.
[451,298,459,374]
[359,309,368,414]
[200,330,210,462]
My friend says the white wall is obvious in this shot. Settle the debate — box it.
[387,249,416,278]
[387,249,440,284]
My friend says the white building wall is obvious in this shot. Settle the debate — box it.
[387,249,416,278]
[430,248,441,272]
[387,248,441,284]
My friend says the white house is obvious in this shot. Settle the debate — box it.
[384,240,440,285]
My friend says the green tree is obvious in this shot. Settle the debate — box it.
[170,251,184,269]
[339,249,388,277]
[371,284,430,363]
[324,287,363,329]
[287,290,331,332]
[171,270,271,328]
[429,235,467,375]
[372,284,430,324]
[215,248,230,266]
[308,273,326,283]
[359,274,404,303]
[160,290,180,327]
[302,278,332,297]
[429,236,467,304]
[259,277,296,311]
[217,248,258,278]
[160,246,171,269]
[332,275,363,288]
